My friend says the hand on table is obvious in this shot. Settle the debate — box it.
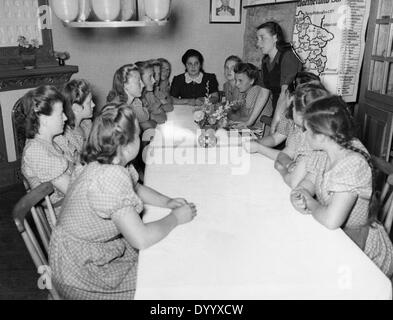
[290,189,312,215]
[195,98,205,106]
[166,198,188,209]
[231,122,248,130]
[172,203,197,225]
[243,140,260,154]
[287,161,297,173]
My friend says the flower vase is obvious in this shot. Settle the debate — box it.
[198,129,217,148]
[19,47,37,69]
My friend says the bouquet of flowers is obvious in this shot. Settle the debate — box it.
[193,98,232,130]
[193,81,232,130]
[17,36,40,55]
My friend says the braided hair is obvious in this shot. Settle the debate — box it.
[304,95,379,226]
[62,79,92,129]
[286,81,329,120]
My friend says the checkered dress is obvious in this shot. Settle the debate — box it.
[49,163,143,299]
[306,140,393,277]
[276,116,312,162]
[232,85,273,128]
[22,137,73,204]
[54,121,91,165]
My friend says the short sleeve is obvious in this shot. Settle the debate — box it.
[87,165,143,219]
[170,75,182,98]
[276,117,292,137]
[127,164,140,187]
[81,119,92,136]
[305,150,328,181]
[23,142,69,183]
[280,50,303,86]
[327,155,372,195]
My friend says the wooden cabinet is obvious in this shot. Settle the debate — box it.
[358,0,393,161]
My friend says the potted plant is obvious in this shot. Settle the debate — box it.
[54,51,71,66]
[17,36,40,69]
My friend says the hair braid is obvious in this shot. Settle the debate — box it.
[331,135,380,226]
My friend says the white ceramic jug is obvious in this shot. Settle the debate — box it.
[50,0,79,22]
[144,0,171,21]
[91,0,121,21]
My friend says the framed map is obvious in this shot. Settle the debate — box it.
[292,0,371,102]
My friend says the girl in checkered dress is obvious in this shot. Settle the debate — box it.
[290,96,393,278]
[54,79,95,165]
[21,85,72,205]
[245,71,321,161]
[274,82,330,188]
[229,62,272,129]
[49,103,197,299]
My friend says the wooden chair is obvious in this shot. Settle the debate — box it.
[12,182,60,300]
[371,155,393,236]
[11,97,27,162]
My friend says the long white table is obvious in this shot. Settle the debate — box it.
[135,105,392,300]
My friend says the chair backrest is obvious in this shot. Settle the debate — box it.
[11,97,27,161]
[12,182,60,300]
[371,155,393,235]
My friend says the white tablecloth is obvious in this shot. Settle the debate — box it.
[147,105,246,149]
[135,106,392,300]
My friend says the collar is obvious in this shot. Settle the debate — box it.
[262,50,281,66]
[185,72,203,84]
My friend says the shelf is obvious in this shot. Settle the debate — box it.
[62,20,168,28]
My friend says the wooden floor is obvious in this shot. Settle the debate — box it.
[0,184,46,300]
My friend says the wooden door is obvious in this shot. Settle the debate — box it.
[360,102,393,160]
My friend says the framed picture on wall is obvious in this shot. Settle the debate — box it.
[210,0,242,24]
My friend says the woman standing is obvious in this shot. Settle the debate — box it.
[254,21,303,133]
[170,49,219,106]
